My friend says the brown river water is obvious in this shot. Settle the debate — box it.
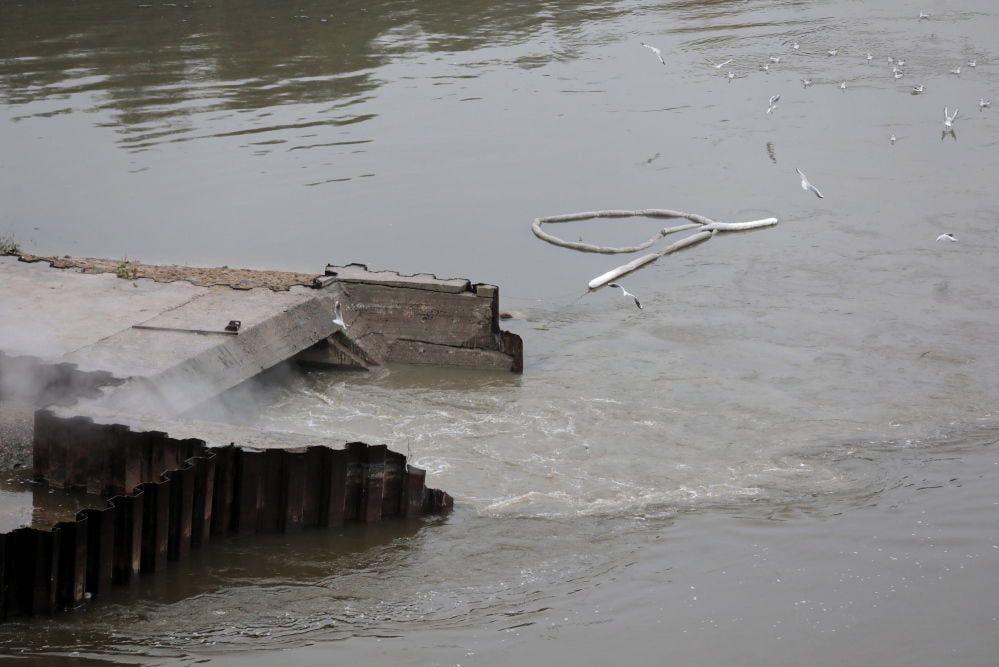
[2,0,999,664]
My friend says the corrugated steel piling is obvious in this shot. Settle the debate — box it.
[0,411,452,622]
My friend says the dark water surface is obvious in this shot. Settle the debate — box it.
[3,0,999,664]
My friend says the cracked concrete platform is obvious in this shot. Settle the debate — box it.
[1,258,522,419]
[1,256,337,415]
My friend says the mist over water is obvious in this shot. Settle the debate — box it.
[3,0,999,664]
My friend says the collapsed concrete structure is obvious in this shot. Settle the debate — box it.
[0,255,523,620]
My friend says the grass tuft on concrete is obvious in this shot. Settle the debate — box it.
[115,257,138,280]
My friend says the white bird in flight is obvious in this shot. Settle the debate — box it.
[796,168,824,198]
[912,84,925,94]
[890,132,897,145]
[949,67,961,75]
[919,11,930,19]
[828,49,838,56]
[981,99,992,110]
[866,52,873,62]
[897,59,906,67]
[769,56,781,64]
[840,81,847,90]
[801,77,812,88]
[936,233,957,242]
[607,283,643,310]
[641,42,666,65]
[944,107,959,130]
[727,70,735,80]
[968,60,977,68]
[767,94,781,114]
[332,301,348,329]
[760,63,770,72]
[792,41,800,51]
[711,58,733,69]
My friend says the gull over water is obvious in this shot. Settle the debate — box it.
[641,42,665,66]
[607,283,643,310]
[796,168,824,198]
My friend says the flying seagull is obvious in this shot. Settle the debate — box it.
[890,132,897,145]
[912,84,925,94]
[840,81,847,90]
[607,283,642,309]
[980,99,991,110]
[801,77,813,88]
[944,106,959,130]
[796,168,824,198]
[641,42,666,65]
[968,60,977,68]
[936,233,957,242]
[919,11,929,19]
[949,67,961,75]
[866,52,874,62]
[767,94,781,114]
[827,49,838,56]
[792,41,800,51]
[332,301,348,329]
[769,56,782,64]
[711,58,733,69]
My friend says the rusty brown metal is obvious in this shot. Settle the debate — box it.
[166,463,195,561]
[258,449,284,532]
[138,480,170,573]
[191,454,216,547]
[302,446,325,528]
[325,447,348,527]
[364,444,387,523]
[344,442,366,522]
[46,416,71,489]
[282,449,307,532]
[382,450,405,519]
[5,412,453,623]
[234,448,263,535]
[104,423,129,496]
[78,506,115,598]
[55,518,88,609]
[9,528,59,616]
[210,446,235,535]
[402,465,426,518]
[110,491,143,585]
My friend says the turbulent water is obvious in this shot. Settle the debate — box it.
[2,0,999,664]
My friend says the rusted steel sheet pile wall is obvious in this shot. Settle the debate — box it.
[0,410,451,621]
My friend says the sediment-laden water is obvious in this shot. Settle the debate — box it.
[2,0,999,664]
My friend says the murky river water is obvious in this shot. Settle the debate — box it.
[3,0,999,664]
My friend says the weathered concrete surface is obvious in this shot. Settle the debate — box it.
[0,256,338,415]
[319,263,523,372]
[0,256,212,364]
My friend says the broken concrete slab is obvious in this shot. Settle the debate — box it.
[317,264,522,373]
[325,263,471,293]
